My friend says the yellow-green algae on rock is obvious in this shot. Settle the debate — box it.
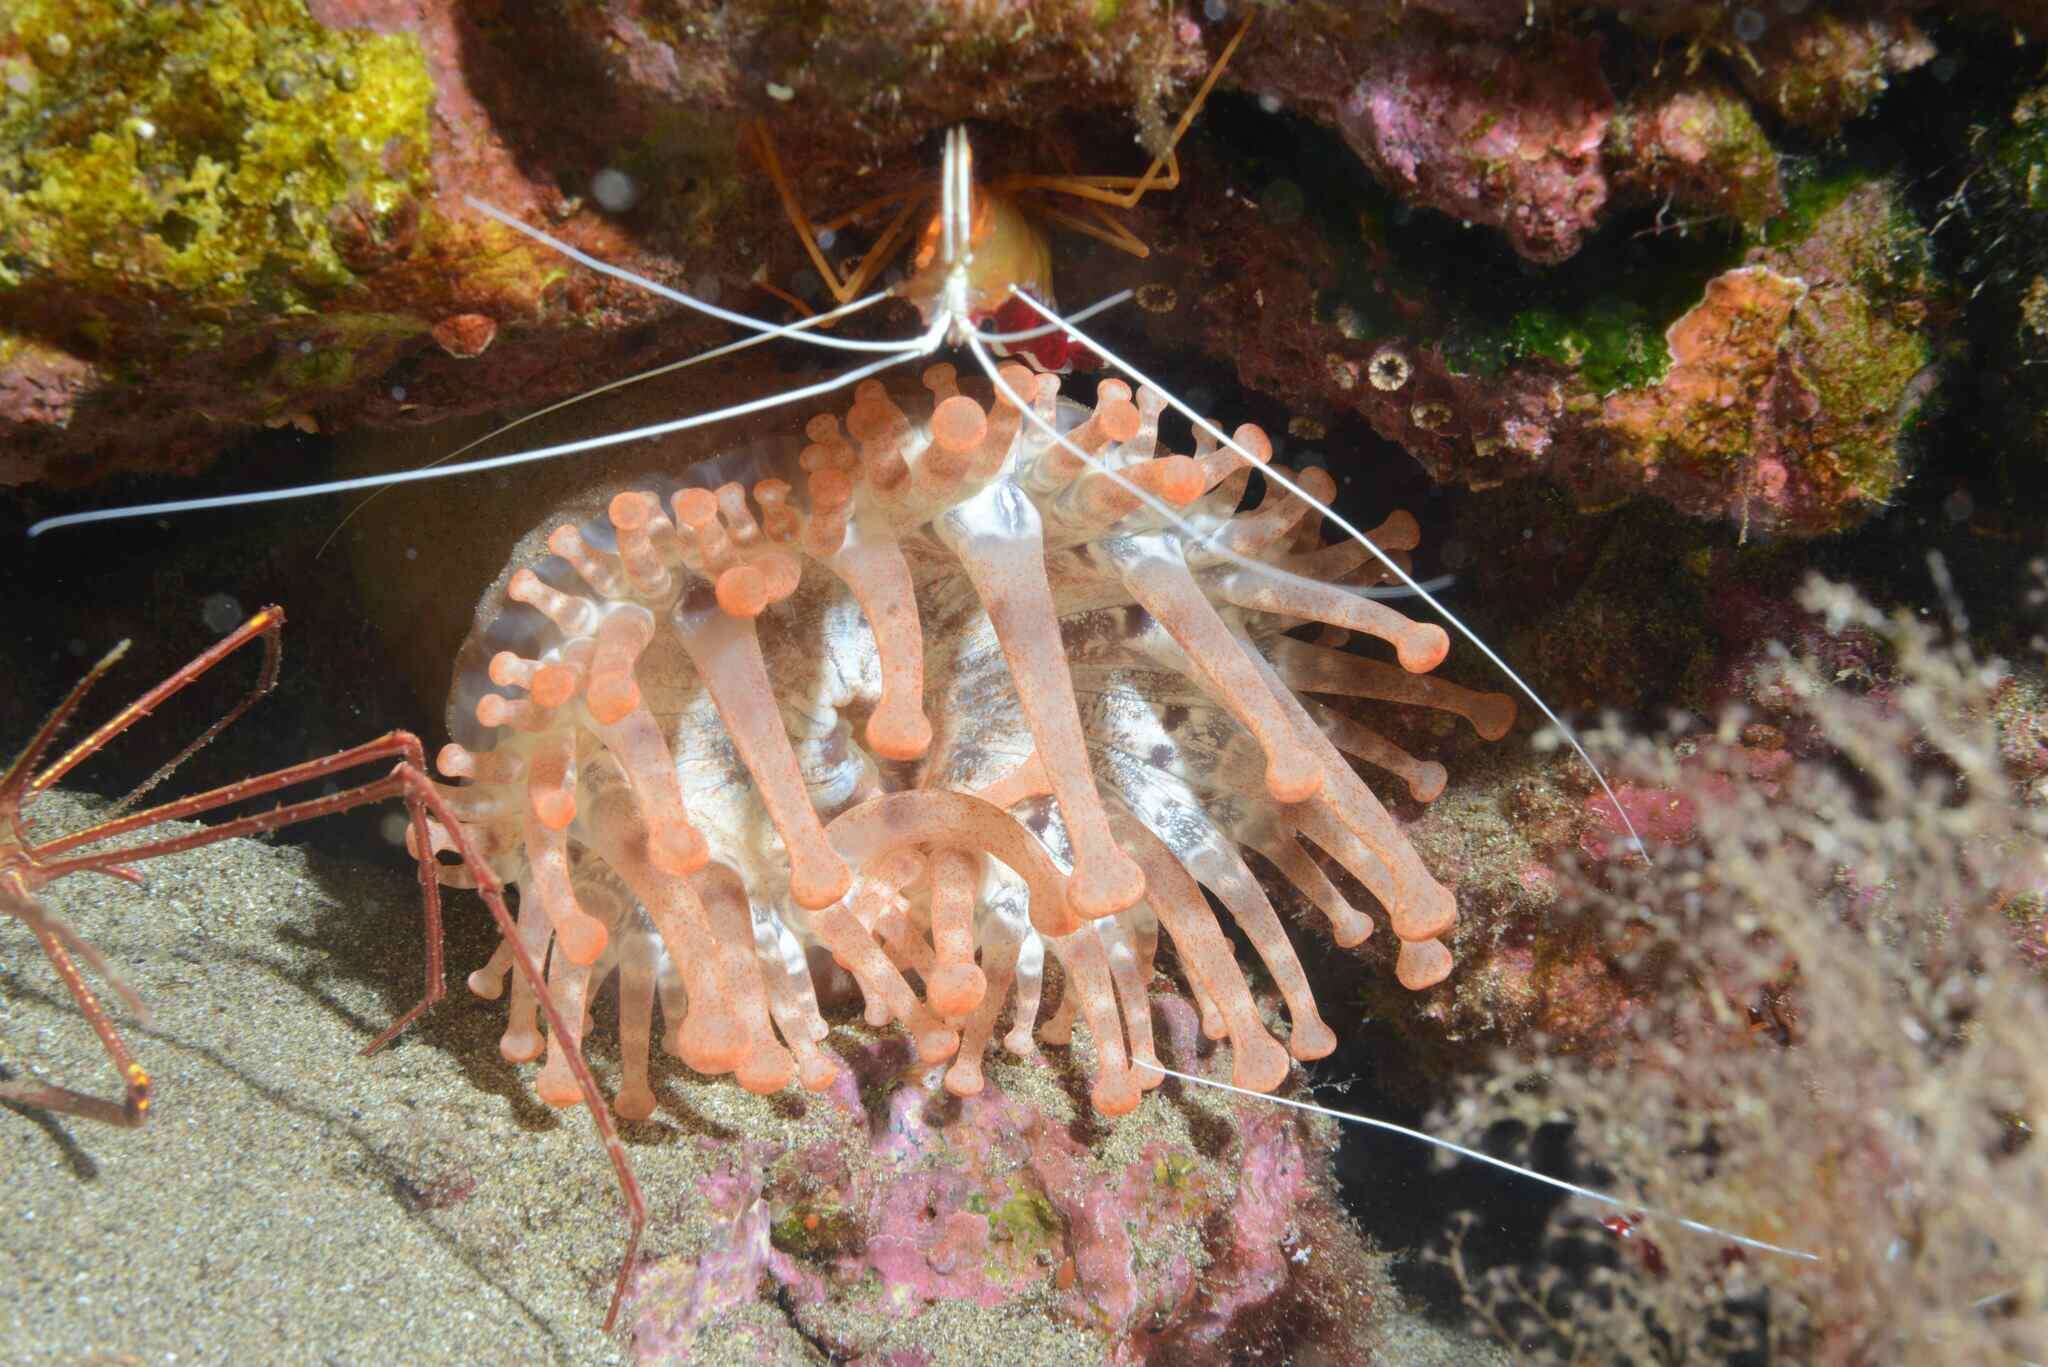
[1,0,434,313]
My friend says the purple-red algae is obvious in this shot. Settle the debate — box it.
[625,1009,1382,1362]
[1327,32,1615,266]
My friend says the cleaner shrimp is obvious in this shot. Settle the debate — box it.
[25,19,1820,1335]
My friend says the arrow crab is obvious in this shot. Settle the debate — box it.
[0,606,651,1321]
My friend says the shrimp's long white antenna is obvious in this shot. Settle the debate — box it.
[964,335,1512,664]
[955,130,973,263]
[997,287,1647,857]
[305,275,1137,557]
[27,346,932,537]
[1350,573,1458,601]
[315,287,896,558]
[29,157,1144,541]
[1135,1061,1821,1264]
[932,167,1463,629]
[962,330,1438,617]
[465,197,915,352]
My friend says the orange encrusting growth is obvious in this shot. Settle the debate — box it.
[430,365,1514,1125]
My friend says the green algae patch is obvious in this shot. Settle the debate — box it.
[1764,175,1934,508]
[1152,1150,1197,1193]
[1762,162,1864,248]
[260,310,419,405]
[1500,300,1671,395]
[1439,290,1688,395]
[980,1185,1063,1251]
[771,1205,863,1260]
[1432,225,1741,395]
[0,1,434,314]
[1788,282,1927,504]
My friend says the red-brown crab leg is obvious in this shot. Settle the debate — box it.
[27,731,645,1330]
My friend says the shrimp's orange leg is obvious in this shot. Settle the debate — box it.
[1026,198,1154,258]
[816,185,928,236]
[998,12,1252,217]
[742,119,934,309]
[753,276,820,319]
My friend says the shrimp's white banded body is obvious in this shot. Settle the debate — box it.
[424,363,1513,1119]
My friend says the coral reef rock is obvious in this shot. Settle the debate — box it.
[2,0,1977,493]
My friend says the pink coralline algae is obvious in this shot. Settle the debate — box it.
[1333,33,1614,265]
[626,1166,790,1353]
[626,1008,1377,1362]
[1594,180,1937,538]
[1601,266,1815,528]
[1604,78,1786,229]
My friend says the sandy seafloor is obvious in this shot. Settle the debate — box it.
[2,792,1501,1365]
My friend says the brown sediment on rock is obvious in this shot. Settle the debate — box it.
[1730,10,1936,136]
